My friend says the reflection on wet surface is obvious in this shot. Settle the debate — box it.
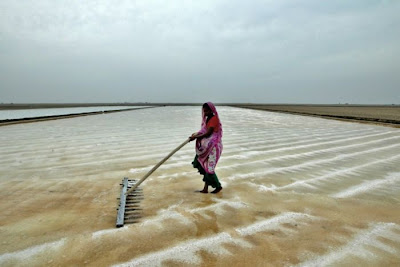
[1,106,400,266]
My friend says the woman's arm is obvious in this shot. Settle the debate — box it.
[189,127,214,141]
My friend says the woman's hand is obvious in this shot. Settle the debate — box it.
[189,133,197,142]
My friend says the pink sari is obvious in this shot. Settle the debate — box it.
[195,102,223,174]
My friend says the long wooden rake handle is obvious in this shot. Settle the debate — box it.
[125,138,191,195]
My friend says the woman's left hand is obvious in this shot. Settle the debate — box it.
[189,133,197,141]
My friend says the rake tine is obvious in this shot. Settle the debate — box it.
[116,177,144,227]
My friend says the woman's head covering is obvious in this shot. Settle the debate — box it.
[201,102,223,138]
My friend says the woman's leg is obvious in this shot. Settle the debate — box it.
[199,182,208,193]
[211,185,222,194]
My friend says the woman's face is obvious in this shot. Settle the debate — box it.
[203,106,213,117]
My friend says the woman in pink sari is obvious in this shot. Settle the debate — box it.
[189,102,223,193]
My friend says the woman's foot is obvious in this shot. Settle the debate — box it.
[196,182,209,193]
[211,187,223,194]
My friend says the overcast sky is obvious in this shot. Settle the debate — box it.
[1,0,399,104]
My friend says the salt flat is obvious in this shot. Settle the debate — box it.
[0,106,145,120]
[0,106,399,266]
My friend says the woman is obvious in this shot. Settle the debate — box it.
[189,102,223,194]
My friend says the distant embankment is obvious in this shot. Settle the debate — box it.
[231,104,400,128]
[0,103,164,110]
[0,106,158,126]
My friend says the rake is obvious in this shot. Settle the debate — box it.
[116,138,190,227]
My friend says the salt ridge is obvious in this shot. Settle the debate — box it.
[332,172,400,198]
[279,154,400,192]
[0,238,66,264]
[128,129,361,174]
[148,135,400,180]
[113,212,318,267]
[297,222,400,266]
[227,143,400,181]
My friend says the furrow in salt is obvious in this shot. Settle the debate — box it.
[153,136,400,179]
[278,154,400,191]
[296,223,400,267]
[113,212,317,267]
[0,238,66,265]
[227,143,400,181]
[223,132,399,161]
[332,172,400,198]
[129,130,375,174]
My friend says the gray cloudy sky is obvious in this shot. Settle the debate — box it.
[1,0,399,104]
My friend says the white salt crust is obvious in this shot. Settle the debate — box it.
[0,238,66,264]
[332,172,400,198]
[113,212,317,267]
[297,222,400,267]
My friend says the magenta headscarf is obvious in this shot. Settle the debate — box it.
[195,102,223,174]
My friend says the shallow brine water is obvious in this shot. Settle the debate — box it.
[0,106,145,120]
[0,106,399,266]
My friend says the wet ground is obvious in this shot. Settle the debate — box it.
[1,106,399,266]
